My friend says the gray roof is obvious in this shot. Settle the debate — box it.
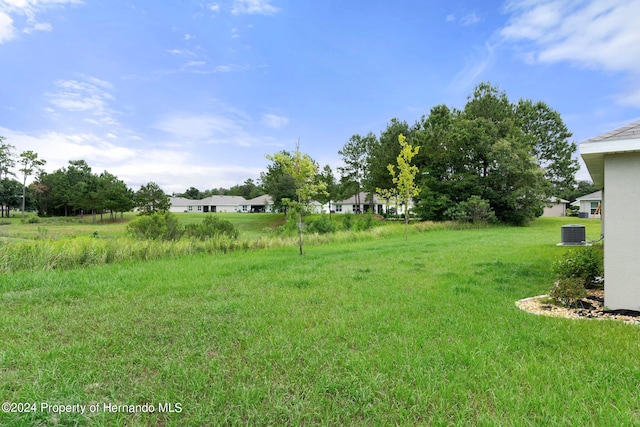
[583,120,640,143]
[246,194,273,205]
[580,120,640,188]
[548,196,569,204]
[575,191,602,201]
[336,192,383,205]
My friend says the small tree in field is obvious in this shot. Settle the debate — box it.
[266,144,327,255]
[18,150,46,218]
[387,134,419,240]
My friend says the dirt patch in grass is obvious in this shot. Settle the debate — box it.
[517,288,640,325]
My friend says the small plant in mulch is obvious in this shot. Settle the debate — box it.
[549,246,603,308]
[549,277,587,308]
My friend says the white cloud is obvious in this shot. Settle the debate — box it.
[261,113,288,129]
[460,12,481,26]
[0,126,261,193]
[45,76,119,126]
[501,0,640,106]
[153,108,286,151]
[0,11,15,42]
[445,11,481,26]
[231,0,279,16]
[208,2,220,13]
[0,0,82,42]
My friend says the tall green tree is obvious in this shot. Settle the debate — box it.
[98,171,134,221]
[316,165,338,219]
[412,82,573,225]
[0,178,22,217]
[338,133,375,212]
[0,138,16,217]
[266,146,327,255]
[367,119,411,194]
[18,150,46,218]
[260,150,297,215]
[514,99,579,196]
[135,182,170,215]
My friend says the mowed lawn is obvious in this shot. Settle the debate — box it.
[2,217,640,426]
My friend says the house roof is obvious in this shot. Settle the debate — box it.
[548,196,569,204]
[245,194,273,205]
[335,192,383,205]
[169,195,248,206]
[570,190,602,207]
[581,120,640,188]
[575,191,602,201]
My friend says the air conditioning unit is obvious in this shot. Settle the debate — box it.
[560,224,586,245]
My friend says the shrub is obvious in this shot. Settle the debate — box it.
[306,214,337,234]
[552,246,603,287]
[127,211,184,240]
[549,277,587,308]
[342,213,354,230]
[185,215,239,240]
[355,212,375,231]
[21,214,41,224]
[444,196,497,224]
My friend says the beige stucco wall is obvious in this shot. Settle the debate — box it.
[543,203,566,217]
[603,152,640,310]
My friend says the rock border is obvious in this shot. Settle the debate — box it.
[516,289,640,325]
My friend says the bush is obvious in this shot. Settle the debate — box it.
[21,214,41,224]
[444,196,497,224]
[549,277,587,307]
[355,212,375,231]
[185,215,239,240]
[552,246,603,287]
[565,205,579,217]
[342,213,354,230]
[127,211,184,241]
[306,214,337,234]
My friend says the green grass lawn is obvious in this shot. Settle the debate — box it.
[3,217,638,426]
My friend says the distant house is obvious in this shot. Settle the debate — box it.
[246,194,274,213]
[581,120,640,311]
[543,196,570,217]
[169,192,414,216]
[332,192,412,215]
[571,191,602,218]
[169,195,249,213]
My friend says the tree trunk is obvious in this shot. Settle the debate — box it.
[297,210,303,256]
[405,211,409,241]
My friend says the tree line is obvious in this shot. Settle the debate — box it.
[1,82,593,225]
[331,82,582,225]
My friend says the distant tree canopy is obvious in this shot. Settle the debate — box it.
[350,82,579,225]
[35,160,134,221]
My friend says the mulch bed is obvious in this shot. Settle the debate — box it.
[516,288,640,325]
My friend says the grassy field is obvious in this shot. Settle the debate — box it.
[0,212,288,241]
[3,216,638,426]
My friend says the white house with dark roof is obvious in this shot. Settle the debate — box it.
[580,120,640,311]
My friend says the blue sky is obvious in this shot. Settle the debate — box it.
[1,0,639,194]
